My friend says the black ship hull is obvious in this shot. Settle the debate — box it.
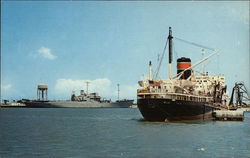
[137,98,214,121]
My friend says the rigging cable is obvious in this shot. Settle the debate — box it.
[175,37,215,51]
[154,38,169,79]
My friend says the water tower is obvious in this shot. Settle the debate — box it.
[37,84,48,101]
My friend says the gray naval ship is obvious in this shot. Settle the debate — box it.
[22,84,133,108]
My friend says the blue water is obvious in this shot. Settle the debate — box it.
[0,108,249,158]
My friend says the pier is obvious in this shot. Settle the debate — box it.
[213,109,245,121]
[0,102,26,108]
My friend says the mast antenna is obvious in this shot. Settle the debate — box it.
[201,49,205,75]
[86,81,90,94]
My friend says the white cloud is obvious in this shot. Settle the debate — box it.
[1,84,13,100]
[54,78,138,100]
[1,84,12,91]
[38,47,57,60]
[116,84,138,100]
[236,40,241,46]
[54,78,111,97]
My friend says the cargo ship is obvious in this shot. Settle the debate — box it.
[22,84,133,108]
[137,27,229,121]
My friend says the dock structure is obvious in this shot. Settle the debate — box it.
[213,110,244,121]
[207,102,248,121]
[210,81,250,121]
[0,102,26,108]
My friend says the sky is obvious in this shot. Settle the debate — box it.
[1,1,249,102]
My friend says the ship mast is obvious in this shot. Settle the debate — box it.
[168,27,173,79]
[149,61,152,80]
[117,84,120,101]
[86,81,90,94]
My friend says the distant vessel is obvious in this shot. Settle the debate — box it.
[23,83,133,108]
[137,27,229,121]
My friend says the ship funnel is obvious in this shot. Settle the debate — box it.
[80,90,85,95]
[177,57,192,79]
